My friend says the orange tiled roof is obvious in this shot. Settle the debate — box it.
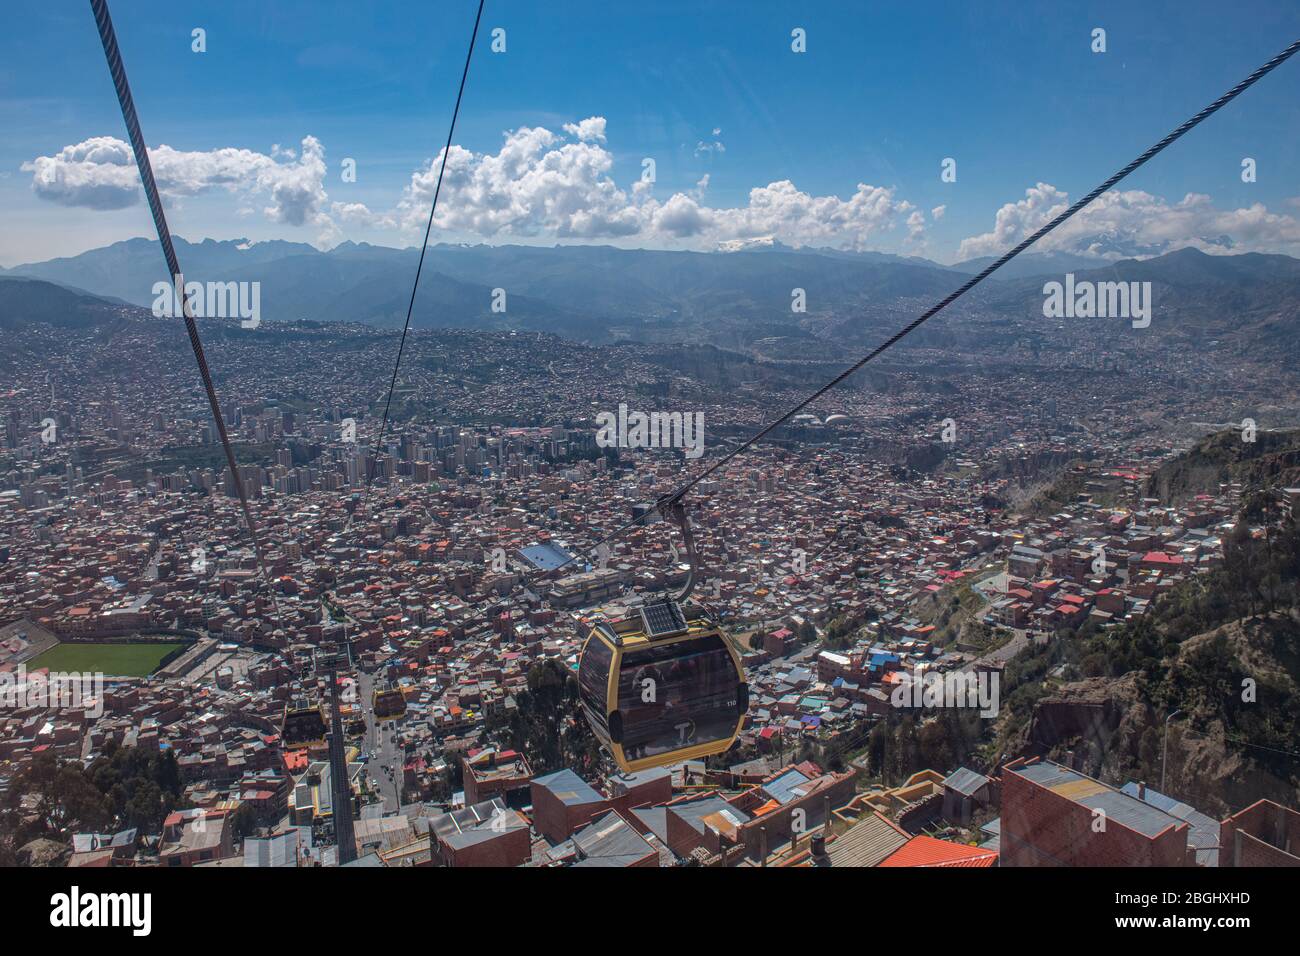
[877,835,998,867]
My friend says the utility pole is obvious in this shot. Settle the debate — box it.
[1161,709,1181,793]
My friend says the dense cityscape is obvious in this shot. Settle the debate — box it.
[3,6,1300,942]
[2,308,1298,870]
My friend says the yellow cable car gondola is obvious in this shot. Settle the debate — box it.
[578,599,747,773]
[281,695,328,749]
[577,499,748,773]
[372,683,407,722]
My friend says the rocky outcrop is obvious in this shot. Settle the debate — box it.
[1002,652,1298,817]
[18,837,69,867]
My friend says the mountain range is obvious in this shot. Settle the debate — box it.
[3,239,1298,355]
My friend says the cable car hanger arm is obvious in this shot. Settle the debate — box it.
[657,495,698,603]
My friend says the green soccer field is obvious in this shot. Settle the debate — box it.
[27,641,186,678]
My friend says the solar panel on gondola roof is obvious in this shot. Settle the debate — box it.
[639,600,687,638]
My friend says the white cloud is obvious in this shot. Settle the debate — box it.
[374,119,916,250]
[386,125,644,239]
[332,201,374,226]
[24,136,140,210]
[957,182,1300,261]
[25,120,919,252]
[694,129,726,158]
[906,210,926,243]
[561,116,607,143]
[24,135,334,233]
[31,123,1300,265]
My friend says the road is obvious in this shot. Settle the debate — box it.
[317,597,403,811]
[355,669,402,811]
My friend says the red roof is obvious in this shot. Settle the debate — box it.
[1142,551,1183,564]
[878,835,999,867]
[283,750,308,773]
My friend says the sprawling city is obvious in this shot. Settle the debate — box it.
[2,0,1299,935]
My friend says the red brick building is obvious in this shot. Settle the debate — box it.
[462,749,533,807]
[531,768,609,843]
[660,764,857,863]
[1220,800,1300,867]
[1000,758,1193,867]
[428,799,531,867]
[606,767,673,818]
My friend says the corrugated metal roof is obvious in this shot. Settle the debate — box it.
[429,797,526,850]
[244,829,301,867]
[669,795,750,834]
[631,806,669,843]
[824,813,908,868]
[1120,782,1220,866]
[572,811,655,865]
[943,767,990,797]
[607,767,670,796]
[533,768,605,807]
[1014,762,1183,838]
[762,768,812,805]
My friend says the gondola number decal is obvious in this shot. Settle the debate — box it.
[675,720,696,744]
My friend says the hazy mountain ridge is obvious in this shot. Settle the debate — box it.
[0,275,150,330]
[3,240,1299,352]
[983,247,1300,358]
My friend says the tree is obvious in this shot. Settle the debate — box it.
[2,753,111,841]
[229,803,258,840]
[86,745,186,831]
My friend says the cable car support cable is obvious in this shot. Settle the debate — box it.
[535,36,1300,582]
[89,0,287,628]
[361,0,486,508]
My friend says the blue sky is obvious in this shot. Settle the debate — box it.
[2,0,1299,265]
